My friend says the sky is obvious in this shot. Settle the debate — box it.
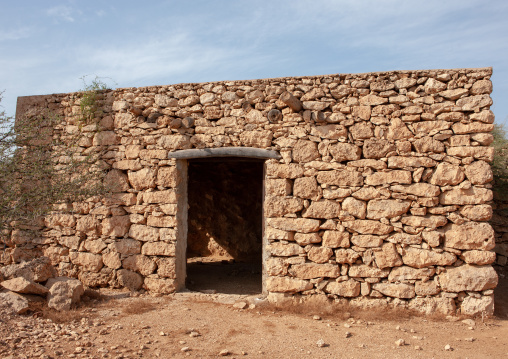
[1,0,507,127]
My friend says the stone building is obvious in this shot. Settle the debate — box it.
[13,67,499,316]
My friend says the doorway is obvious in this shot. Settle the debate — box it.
[185,157,264,294]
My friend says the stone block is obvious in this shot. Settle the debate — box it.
[402,247,456,268]
[366,199,410,219]
[141,242,176,256]
[117,269,143,291]
[266,276,313,293]
[290,263,339,279]
[102,216,131,237]
[266,218,320,233]
[1,277,49,295]
[302,199,341,219]
[325,279,361,297]
[438,265,497,292]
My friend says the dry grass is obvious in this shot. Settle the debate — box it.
[121,299,157,315]
[81,288,107,302]
[40,308,83,324]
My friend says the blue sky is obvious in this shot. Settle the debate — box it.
[1,0,507,127]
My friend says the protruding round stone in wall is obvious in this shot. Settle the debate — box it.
[267,109,282,123]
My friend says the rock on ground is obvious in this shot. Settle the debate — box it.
[46,277,85,311]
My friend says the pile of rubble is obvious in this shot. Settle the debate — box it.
[0,256,84,313]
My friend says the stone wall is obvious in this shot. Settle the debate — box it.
[10,67,499,316]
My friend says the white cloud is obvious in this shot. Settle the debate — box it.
[46,5,77,23]
[0,27,32,42]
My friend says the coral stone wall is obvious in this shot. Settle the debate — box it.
[12,67,499,316]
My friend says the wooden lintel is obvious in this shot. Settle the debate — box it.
[167,147,281,160]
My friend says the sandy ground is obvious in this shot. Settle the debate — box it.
[1,264,508,359]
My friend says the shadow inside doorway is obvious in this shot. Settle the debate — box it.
[185,158,264,295]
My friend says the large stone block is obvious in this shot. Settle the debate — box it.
[129,224,160,242]
[266,276,313,293]
[349,265,390,278]
[322,231,350,248]
[290,263,339,279]
[400,215,447,229]
[0,257,56,282]
[141,242,176,256]
[459,204,492,221]
[128,168,156,190]
[460,295,494,316]
[264,196,303,217]
[102,251,122,269]
[144,277,176,294]
[111,238,141,254]
[334,249,361,264]
[408,297,456,316]
[343,220,393,235]
[392,183,441,198]
[155,257,176,278]
[307,246,333,263]
[157,134,191,150]
[341,197,366,219]
[122,255,157,276]
[441,222,495,250]
[266,218,320,233]
[69,252,103,272]
[146,216,177,228]
[46,277,84,311]
[269,242,305,257]
[83,239,107,254]
[104,169,130,192]
[312,124,348,139]
[266,163,305,179]
[456,94,493,111]
[365,171,412,186]
[293,177,320,200]
[363,138,396,159]
[325,279,361,297]
[1,277,49,295]
[328,143,361,162]
[429,163,465,186]
[350,235,383,248]
[102,216,131,237]
[439,265,498,292]
[143,190,178,204]
[464,160,493,185]
[388,266,435,282]
[0,292,30,314]
[372,283,415,299]
[292,140,320,163]
[302,199,341,219]
[439,187,493,205]
[316,169,363,187]
[387,156,437,168]
[366,199,410,219]
[446,146,494,162]
[266,179,292,197]
[460,250,496,265]
[117,269,143,291]
[240,130,273,148]
[45,214,76,229]
[402,247,456,268]
[374,243,403,269]
[156,166,179,188]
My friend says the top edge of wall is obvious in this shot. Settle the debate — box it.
[16,66,493,101]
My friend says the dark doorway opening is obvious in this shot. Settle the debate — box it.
[186,157,264,294]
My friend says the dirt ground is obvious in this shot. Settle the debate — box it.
[1,264,508,359]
